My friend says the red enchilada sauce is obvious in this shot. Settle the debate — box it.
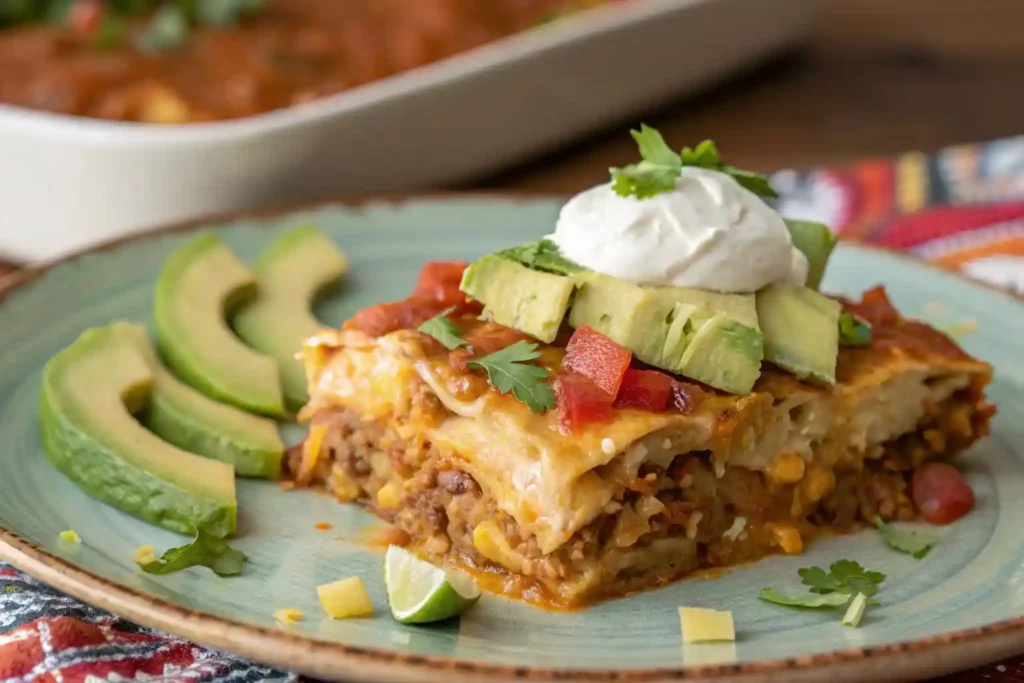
[0,0,617,123]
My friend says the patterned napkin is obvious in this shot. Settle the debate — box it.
[3,136,1024,681]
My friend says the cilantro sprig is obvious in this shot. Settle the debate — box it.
[468,340,556,413]
[610,125,778,200]
[135,526,247,577]
[875,517,938,559]
[760,560,885,626]
[418,307,469,350]
[839,312,872,346]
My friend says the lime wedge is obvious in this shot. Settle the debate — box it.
[384,546,480,624]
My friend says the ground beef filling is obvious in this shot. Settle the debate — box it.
[286,398,986,605]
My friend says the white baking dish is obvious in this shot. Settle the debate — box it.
[0,0,815,263]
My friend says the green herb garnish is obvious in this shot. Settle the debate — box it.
[610,125,778,200]
[418,307,468,350]
[760,560,885,626]
[91,16,126,49]
[496,238,583,276]
[799,559,886,598]
[135,526,247,577]
[467,340,556,413]
[838,312,872,346]
[136,3,190,52]
[757,589,854,609]
[194,0,264,27]
[875,516,938,559]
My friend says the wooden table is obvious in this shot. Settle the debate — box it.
[3,1,1023,680]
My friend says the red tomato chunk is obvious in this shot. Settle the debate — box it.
[911,462,975,525]
[614,369,674,411]
[845,285,900,327]
[562,326,632,396]
[346,261,480,336]
[413,261,482,315]
[554,373,614,432]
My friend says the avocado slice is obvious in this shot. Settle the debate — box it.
[40,324,237,537]
[756,283,841,385]
[155,234,284,417]
[460,255,576,343]
[784,219,837,291]
[569,273,764,394]
[119,323,285,479]
[232,226,349,412]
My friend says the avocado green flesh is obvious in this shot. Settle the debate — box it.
[40,326,237,537]
[155,234,284,417]
[569,272,763,394]
[461,255,575,343]
[118,323,284,479]
[233,226,349,412]
[784,219,837,291]
[757,283,841,385]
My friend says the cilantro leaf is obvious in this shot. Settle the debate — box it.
[632,124,683,167]
[609,125,777,199]
[136,4,190,53]
[496,239,583,276]
[759,588,854,609]
[875,516,938,559]
[468,340,556,413]
[839,313,872,346]
[801,560,886,598]
[610,160,681,200]
[136,526,247,577]
[679,139,721,167]
[418,307,468,350]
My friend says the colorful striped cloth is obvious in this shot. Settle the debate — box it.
[3,136,1024,681]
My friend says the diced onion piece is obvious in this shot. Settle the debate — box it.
[317,577,374,619]
[679,607,736,643]
[842,593,868,627]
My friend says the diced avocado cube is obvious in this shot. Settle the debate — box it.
[676,314,764,394]
[756,283,841,385]
[460,255,575,343]
[784,219,837,291]
[569,273,764,394]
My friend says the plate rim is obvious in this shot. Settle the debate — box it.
[1,194,1023,683]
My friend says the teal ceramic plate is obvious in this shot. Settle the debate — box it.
[1,198,1023,683]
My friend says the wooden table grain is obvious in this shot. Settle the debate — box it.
[3,1,1024,680]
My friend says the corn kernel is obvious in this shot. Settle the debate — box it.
[59,530,81,544]
[317,577,374,619]
[274,608,303,626]
[472,521,523,572]
[328,466,362,502]
[376,481,402,509]
[801,467,836,502]
[768,453,806,485]
[770,524,803,554]
[134,545,157,565]
[139,87,192,124]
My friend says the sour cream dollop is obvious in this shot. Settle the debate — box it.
[550,167,808,293]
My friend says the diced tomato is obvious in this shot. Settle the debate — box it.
[562,326,632,396]
[412,261,481,315]
[911,462,975,525]
[614,368,673,411]
[344,299,444,337]
[554,373,614,432]
[69,0,105,35]
[672,380,704,414]
[845,285,900,327]
[464,321,531,356]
